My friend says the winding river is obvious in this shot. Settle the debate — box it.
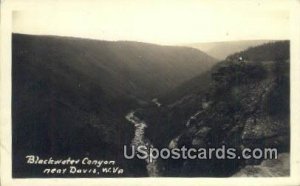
[125,110,160,176]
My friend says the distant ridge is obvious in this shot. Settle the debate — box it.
[14,33,218,99]
[185,40,276,60]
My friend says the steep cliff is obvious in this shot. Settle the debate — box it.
[140,41,290,176]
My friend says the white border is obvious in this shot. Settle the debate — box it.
[1,0,300,186]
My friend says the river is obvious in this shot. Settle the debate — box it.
[125,110,160,176]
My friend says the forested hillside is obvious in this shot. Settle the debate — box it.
[12,34,216,177]
[138,41,290,176]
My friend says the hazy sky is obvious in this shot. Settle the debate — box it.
[13,0,290,45]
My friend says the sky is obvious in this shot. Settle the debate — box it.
[12,0,290,45]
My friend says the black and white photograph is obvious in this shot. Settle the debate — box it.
[1,0,300,185]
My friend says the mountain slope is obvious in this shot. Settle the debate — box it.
[226,41,289,62]
[14,34,217,100]
[139,41,290,176]
[185,40,274,60]
[12,34,217,177]
[161,40,289,105]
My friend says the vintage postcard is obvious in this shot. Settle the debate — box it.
[1,0,300,186]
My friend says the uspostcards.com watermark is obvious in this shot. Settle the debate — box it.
[123,145,278,162]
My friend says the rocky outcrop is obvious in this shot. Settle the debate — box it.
[233,153,289,177]
[162,61,290,176]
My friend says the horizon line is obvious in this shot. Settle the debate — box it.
[12,32,290,47]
